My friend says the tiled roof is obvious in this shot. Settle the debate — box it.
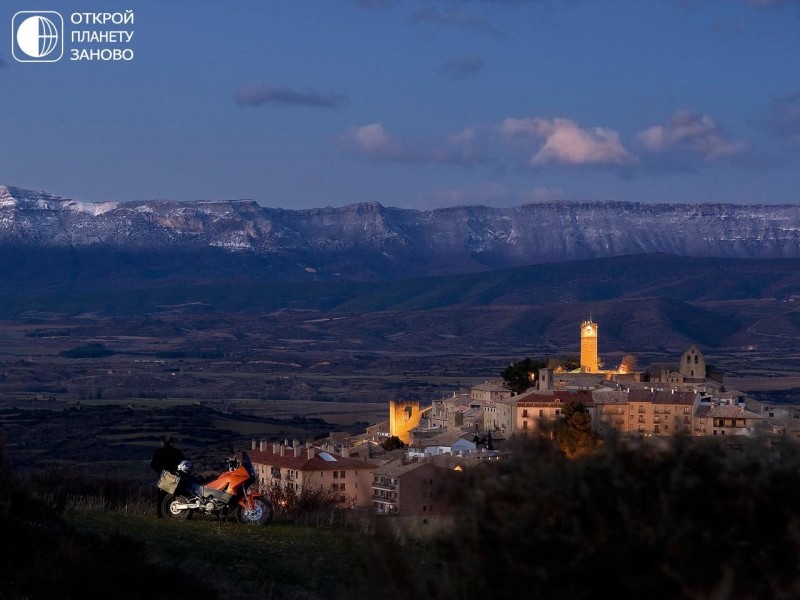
[702,405,764,419]
[470,379,511,393]
[554,390,594,405]
[373,459,431,478]
[249,446,376,472]
[412,431,472,448]
[592,390,628,404]
[628,389,698,405]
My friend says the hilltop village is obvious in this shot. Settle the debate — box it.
[245,319,796,523]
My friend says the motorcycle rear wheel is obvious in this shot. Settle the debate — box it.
[236,498,273,526]
[163,494,192,520]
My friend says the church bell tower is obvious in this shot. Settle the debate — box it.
[580,320,599,373]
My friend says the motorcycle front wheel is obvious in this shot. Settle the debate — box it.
[236,498,273,526]
[163,494,192,520]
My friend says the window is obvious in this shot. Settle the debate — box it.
[695,355,699,364]
[522,409,528,418]
[523,421,528,430]
[333,471,339,479]
[539,409,544,417]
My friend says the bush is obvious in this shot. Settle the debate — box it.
[262,481,343,525]
[419,434,800,599]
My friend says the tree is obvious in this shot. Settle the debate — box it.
[619,354,637,373]
[380,435,405,451]
[555,400,597,457]
[547,355,580,372]
[501,358,546,394]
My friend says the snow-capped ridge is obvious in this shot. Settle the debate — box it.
[0,186,797,279]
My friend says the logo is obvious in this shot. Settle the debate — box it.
[12,11,63,62]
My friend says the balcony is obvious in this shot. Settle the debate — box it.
[372,481,397,492]
[372,494,397,504]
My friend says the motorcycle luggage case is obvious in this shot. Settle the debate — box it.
[157,470,179,494]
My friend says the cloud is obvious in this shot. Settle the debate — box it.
[498,117,634,165]
[410,9,503,37]
[439,55,485,77]
[337,123,417,162]
[348,123,392,152]
[338,123,487,166]
[764,91,800,144]
[636,110,747,160]
[339,117,634,169]
[233,83,347,108]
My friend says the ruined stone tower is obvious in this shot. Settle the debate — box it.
[389,400,421,444]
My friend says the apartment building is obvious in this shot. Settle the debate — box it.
[249,439,375,507]
[371,459,450,517]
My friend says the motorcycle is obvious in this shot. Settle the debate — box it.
[158,451,273,525]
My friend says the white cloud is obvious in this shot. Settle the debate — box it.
[637,110,747,160]
[498,117,633,165]
[338,123,487,166]
[348,123,391,153]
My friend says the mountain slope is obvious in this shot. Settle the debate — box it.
[2,185,799,281]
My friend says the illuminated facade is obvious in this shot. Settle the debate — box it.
[580,320,599,373]
[389,400,421,444]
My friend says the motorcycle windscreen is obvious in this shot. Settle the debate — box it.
[240,451,256,479]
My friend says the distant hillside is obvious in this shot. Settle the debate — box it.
[2,185,799,281]
[0,252,796,317]
[0,253,797,350]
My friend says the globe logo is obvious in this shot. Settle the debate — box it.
[12,11,63,63]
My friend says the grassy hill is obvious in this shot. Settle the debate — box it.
[4,434,800,599]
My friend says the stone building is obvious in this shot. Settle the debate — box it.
[625,389,700,436]
[694,402,764,437]
[249,439,375,507]
[371,459,451,517]
[389,400,421,444]
[469,379,513,402]
[580,319,599,373]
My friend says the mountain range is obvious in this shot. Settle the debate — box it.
[2,185,799,282]
[1,185,798,352]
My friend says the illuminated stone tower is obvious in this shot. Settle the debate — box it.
[580,320,599,373]
[389,400,421,445]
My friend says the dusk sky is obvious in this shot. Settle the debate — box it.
[1,0,799,209]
